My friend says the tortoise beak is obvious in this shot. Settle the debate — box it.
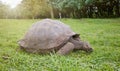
[86,48,93,53]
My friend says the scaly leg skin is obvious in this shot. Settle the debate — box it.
[56,42,74,55]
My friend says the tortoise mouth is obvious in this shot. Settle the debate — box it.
[85,48,93,53]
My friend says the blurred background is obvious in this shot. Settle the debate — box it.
[0,0,119,19]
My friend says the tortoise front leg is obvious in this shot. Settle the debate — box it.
[56,42,74,55]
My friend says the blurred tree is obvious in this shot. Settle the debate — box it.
[48,0,87,18]
[17,0,50,19]
[0,1,9,18]
[0,0,119,19]
[87,0,120,17]
[47,0,55,18]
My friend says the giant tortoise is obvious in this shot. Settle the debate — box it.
[18,19,93,55]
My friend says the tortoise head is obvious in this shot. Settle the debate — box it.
[70,35,93,53]
[81,41,93,53]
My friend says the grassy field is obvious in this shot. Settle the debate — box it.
[0,18,120,71]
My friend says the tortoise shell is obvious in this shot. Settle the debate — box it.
[18,19,76,53]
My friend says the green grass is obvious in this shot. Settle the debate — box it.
[0,18,120,71]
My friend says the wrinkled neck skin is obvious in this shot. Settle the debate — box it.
[69,38,84,50]
[69,37,93,52]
